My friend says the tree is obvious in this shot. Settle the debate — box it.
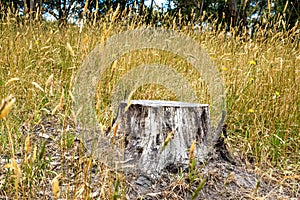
[167,0,299,34]
[0,0,21,19]
[23,0,43,19]
[43,0,78,25]
[1,0,298,31]
[274,0,299,28]
[227,0,237,27]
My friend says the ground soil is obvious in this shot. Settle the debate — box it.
[1,117,298,199]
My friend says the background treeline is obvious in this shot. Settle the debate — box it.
[1,0,299,32]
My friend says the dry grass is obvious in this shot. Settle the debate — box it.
[0,7,299,199]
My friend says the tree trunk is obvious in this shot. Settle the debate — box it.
[114,100,214,178]
[139,0,145,16]
[241,0,248,28]
[27,0,34,19]
[146,0,154,24]
[199,0,205,17]
[228,0,238,27]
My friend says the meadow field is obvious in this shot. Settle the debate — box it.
[0,8,299,199]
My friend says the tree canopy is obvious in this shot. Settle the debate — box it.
[1,0,299,31]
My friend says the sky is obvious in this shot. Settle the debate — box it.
[145,0,166,7]
[145,0,174,10]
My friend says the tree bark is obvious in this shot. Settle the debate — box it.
[228,0,238,27]
[29,0,34,13]
[139,0,144,16]
[114,100,214,178]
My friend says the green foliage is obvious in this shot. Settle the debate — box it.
[191,178,206,200]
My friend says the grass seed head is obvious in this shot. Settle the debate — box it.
[161,130,174,153]
[32,82,45,92]
[52,174,60,199]
[45,74,54,94]
[5,78,20,86]
[4,158,22,178]
[66,42,75,57]
[189,140,196,159]
[25,134,31,154]
[0,95,16,120]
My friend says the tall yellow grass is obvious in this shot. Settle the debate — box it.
[0,7,299,198]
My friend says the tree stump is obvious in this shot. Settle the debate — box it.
[114,100,217,179]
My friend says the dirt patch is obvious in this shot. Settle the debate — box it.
[124,152,299,199]
[1,118,298,199]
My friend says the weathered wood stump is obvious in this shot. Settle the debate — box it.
[114,100,218,179]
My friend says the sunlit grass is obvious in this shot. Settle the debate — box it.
[0,7,299,198]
